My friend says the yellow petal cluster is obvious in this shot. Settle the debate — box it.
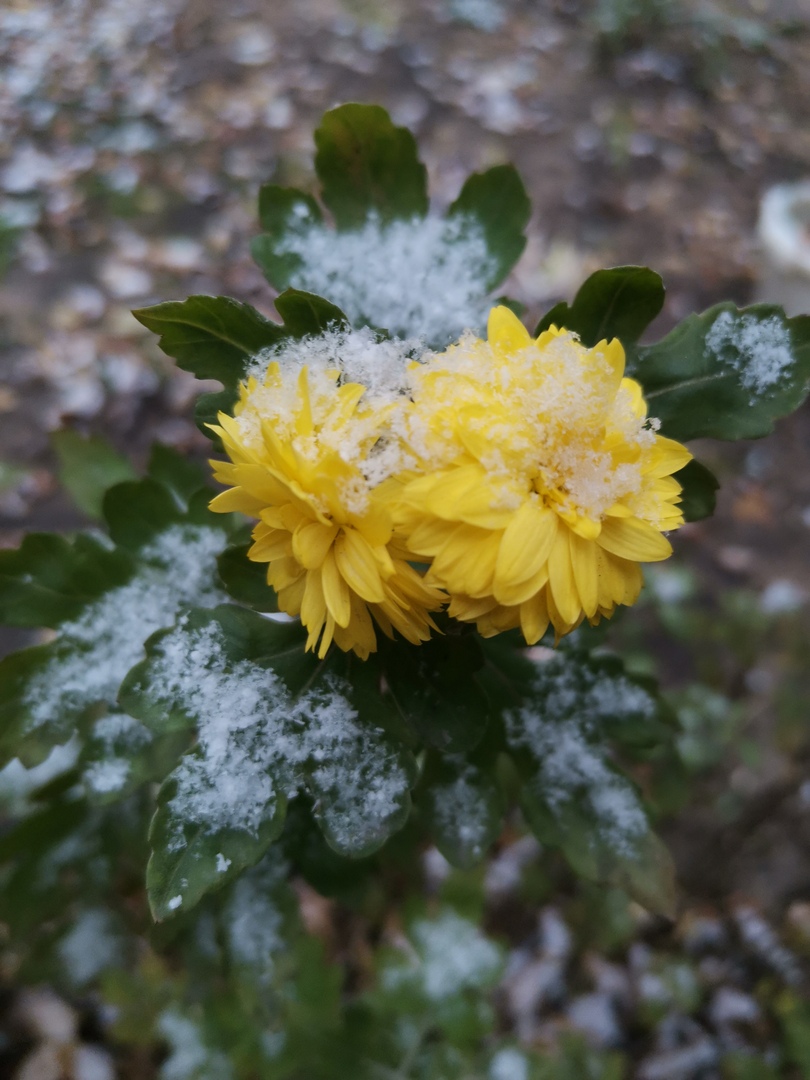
[209,361,442,659]
[209,310,691,657]
[396,307,691,643]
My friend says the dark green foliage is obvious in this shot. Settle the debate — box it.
[676,458,720,522]
[52,430,137,518]
[217,542,279,612]
[132,294,283,386]
[535,266,665,347]
[314,103,429,227]
[448,164,531,289]
[0,532,132,628]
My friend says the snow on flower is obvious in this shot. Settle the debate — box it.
[209,309,691,654]
[396,306,691,642]
[208,328,443,659]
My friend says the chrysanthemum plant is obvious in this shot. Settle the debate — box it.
[1,104,809,1074]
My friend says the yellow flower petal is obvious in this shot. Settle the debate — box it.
[597,517,673,562]
[321,549,352,628]
[292,520,339,570]
[494,502,558,589]
[547,530,581,627]
[569,529,599,618]
[488,305,532,351]
[334,528,387,604]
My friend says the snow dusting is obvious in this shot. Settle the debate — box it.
[83,712,154,796]
[274,211,496,344]
[224,855,288,983]
[489,1047,530,1080]
[504,653,655,855]
[384,910,502,1000]
[23,524,227,731]
[158,1011,233,1080]
[706,310,794,398]
[430,759,494,861]
[58,908,122,986]
[144,619,410,851]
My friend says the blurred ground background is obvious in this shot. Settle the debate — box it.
[2,0,810,1075]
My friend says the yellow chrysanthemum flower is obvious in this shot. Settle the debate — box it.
[397,306,692,644]
[208,360,442,659]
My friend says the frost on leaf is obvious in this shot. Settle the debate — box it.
[158,1010,234,1080]
[22,525,227,735]
[705,310,794,399]
[504,650,675,913]
[142,613,413,887]
[504,652,655,856]
[223,852,291,985]
[58,907,123,987]
[382,909,502,1003]
[273,212,496,345]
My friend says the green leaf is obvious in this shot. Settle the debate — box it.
[103,478,184,551]
[421,753,504,868]
[132,295,283,387]
[676,458,719,522]
[147,771,287,920]
[382,633,492,753]
[252,185,323,289]
[777,991,810,1075]
[534,266,665,347]
[635,303,810,441]
[0,532,133,628]
[273,288,349,338]
[314,103,429,228]
[52,430,136,518]
[447,164,530,289]
[147,444,209,507]
[216,543,278,612]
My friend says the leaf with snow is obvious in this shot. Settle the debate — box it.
[103,478,230,553]
[504,650,676,915]
[251,185,324,291]
[0,523,228,770]
[535,266,666,348]
[377,909,502,1026]
[127,606,416,917]
[80,711,189,805]
[251,108,529,345]
[421,753,505,869]
[314,103,429,228]
[633,302,810,441]
[147,769,287,922]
